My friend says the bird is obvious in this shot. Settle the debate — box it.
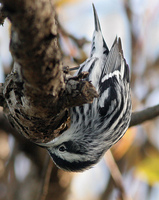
[37,4,132,172]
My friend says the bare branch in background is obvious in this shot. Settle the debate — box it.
[58,21,90,48]
[104,151,132,200]
[0,1,158,200]
[0,0,158,148]
[130,104,159,127]
[37,155,53,200]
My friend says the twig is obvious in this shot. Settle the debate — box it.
[63,66,80,74]
[129,104,159,127]
[104,150,132,200]
[58,21,89,48]
[37,154,53,200]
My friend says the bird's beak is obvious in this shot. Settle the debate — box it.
[34,139,55,148]
[35,142,48,148]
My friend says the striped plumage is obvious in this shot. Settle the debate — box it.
[38,5,132,171]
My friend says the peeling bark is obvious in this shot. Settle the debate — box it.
[0,0,98,143]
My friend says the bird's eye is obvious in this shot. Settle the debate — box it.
[59,145,66,152]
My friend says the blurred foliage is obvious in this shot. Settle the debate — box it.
[135,155,159,186]
[55,0,81,7]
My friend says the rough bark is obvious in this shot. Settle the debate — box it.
[1,0,159,145]
[0,0,98,143]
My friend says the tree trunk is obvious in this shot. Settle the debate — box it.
[0,0,98,143]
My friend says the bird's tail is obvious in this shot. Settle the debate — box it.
[101,37,130,82]
[90,4,109,57]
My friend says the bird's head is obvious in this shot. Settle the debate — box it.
[36,128,104,172]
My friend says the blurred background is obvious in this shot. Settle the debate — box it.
[0,0,159,199]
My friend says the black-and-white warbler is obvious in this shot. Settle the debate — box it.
[38,5,132,171]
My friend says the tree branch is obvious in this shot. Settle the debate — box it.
[0,0,98,143]
[129,104,159,127]
[104,150,132,200]
[0,0,159,145]
[58,21,89,48]
[37,155,53,200]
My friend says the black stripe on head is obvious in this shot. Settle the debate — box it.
[49,151,96,172]
[61,141,86,155]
